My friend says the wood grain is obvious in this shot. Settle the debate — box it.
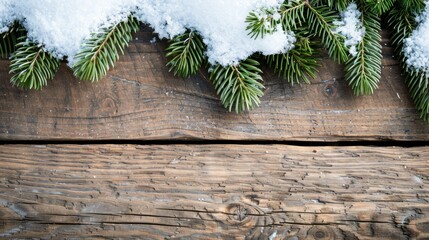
[1,30,429,141]
[0,144,428,239]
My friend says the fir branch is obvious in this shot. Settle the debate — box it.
[279,0,307,30]
[387,1,429,122]
[405,70,429,121]
[366,0,397,15]
[313,0,351,11]
[73,16,139,82]
[0,23,24,59]
[9,41,60,90]
[267,35,320,84]
[399,0,425,12]
[246,8,280,39]
[305,3,348,63]
[245,0,306,39]
[166,31,206,78]
[210,58,264,113]
[345,6,382,95]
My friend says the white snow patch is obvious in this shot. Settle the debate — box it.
[0,0,295,66]
[0,0,15,33]
[134,0,295,65]
[404,1,429,76]
[333,2,365,57]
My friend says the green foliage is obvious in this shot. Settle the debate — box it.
[9,41,60,90]
[405,70,429,121]
[3,1,429,122]
[305,3,348,63]
[210,58,264,113]
[366,0,397,15]
[72,16,139,82]
[279,1,307,30]
[166,31,206,78]
[246,8,281,39]
[345,5,382,95]
[267,34,320,84]
[314,0,351,11]
[387,0,429,122]
[0,23,24,59]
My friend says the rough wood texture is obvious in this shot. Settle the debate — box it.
[1,30,429,141]
[0,144,428,239]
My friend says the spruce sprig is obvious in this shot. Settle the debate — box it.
[0,23,23,59]
[305,4,348,63]
[166,31,206,78]
[73,16,139,82]
[9,40,60,90]
[267,34,320,84]
[387,0,429,122]
[210,58,264,112]
[315,0,351,11]
[366,0,397,15]
[345,5,382,95]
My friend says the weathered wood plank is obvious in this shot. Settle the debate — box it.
[1,30,429,141]
[0,144,428,239]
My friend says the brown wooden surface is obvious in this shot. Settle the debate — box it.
[0,144,428,239]
[1,31,429,141]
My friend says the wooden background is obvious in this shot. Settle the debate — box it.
[0,29,428,239]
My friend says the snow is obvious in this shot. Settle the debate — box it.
[333,3,365,57]
[0,0,295,66]
[404,1,429,76]
[6,1,137,64]
[0,0,15,33]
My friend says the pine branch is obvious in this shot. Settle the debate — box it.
[0,23,24,59]
[9,40,60,90]
[399,0,425,12]
[267,34,320,84]
[405,70,429,121]
[313,0,351,11]
[246,8,281,39]
[366,0,397,15]
[387,2,424,56]
[166,31,206,78]
[279,1,307,30]
[387,0,429,122]
[245,0,306,39]
[345,6,382,95]
[305,3,348,63]
[73,16,139,82]
[210,58,264,113]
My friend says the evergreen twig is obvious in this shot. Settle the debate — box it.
[210,58,264,113]
[166,31,206,78]
[72,16,139,82]
[9,40,60,90]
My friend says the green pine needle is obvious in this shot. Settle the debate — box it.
[345,6,382,95]
[166,31,206,78]
[245,8,281,39]
[305,3,348,63]
[387,0,429,122]
[210,58,264,113]
[315,0,351,11]
[366,0,397,15]
[267,35,320,84]
[9,41,60,90]
[72,16,139,82]
[0,23,23,59]
[405,70,429,122]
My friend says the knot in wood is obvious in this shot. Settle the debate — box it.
[225,203,255,226]
[323,82,337,97]
[307,226,335,240]
[230,204,248,222]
